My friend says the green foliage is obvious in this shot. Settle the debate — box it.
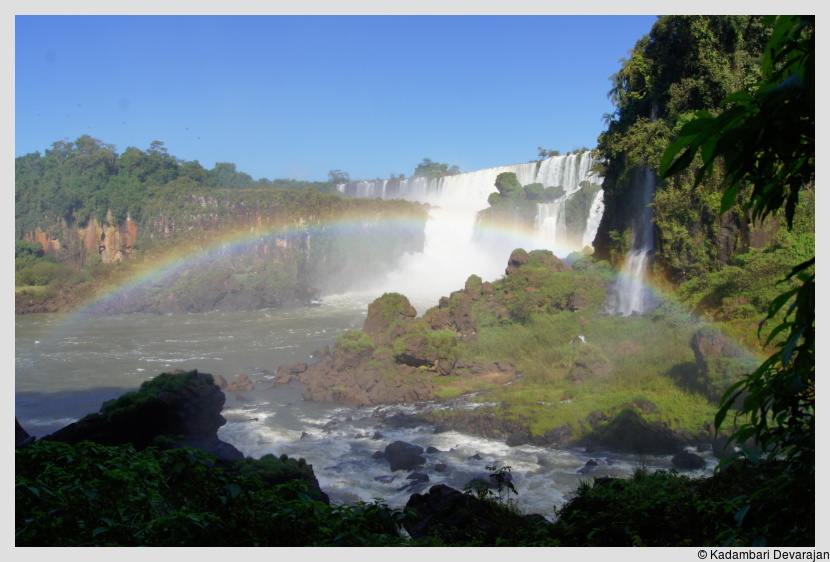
[15,239,43,260]
[675,240,812,322]
[596,16,773,276]
[551,461,813,546]
[233,453,313,482]
[15,440,414,546]
[494,172,522,196]
[660,15,814,547]
[100,371,211,418]
[335,330,376,355]
[327,169,350,184]
[413,158,460,178]
[15,135,347,239]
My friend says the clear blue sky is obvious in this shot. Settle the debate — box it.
[15,15,658,182]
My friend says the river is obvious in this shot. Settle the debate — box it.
[15,290,716,519]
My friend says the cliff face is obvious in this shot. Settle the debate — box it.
[19,191,428,314]
[24,215,139,267]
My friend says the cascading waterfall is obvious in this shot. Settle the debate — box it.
[337,153,604,308]
[614,167,657,316]
[583,189,605,249]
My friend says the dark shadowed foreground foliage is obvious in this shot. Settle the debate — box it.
[16,439,813,546]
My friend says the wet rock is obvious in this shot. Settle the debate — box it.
[382,441,426,472]
[271,362,307,386]
[434,463,448,473]
[310,345,330,359]
[374,474,397,484]
[577,459,599,474]
[671,450,707,471]
[226,373,254,392]
[543,424,574,448]
[425,446,440,454]
[506,431,530,447]
[407,472,430,483]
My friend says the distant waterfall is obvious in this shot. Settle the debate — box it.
[337,153,604,308]
[614,167,656,316]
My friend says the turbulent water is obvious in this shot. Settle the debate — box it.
[339,154,604,305]
[15,157,707,519]
[16,293,715,518]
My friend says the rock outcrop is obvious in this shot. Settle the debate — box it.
[272,250,587,407]
[41,370,244,463]
[403,484,549,544]
[377,441,427,472]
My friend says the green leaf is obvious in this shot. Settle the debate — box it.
[734,504,750,526]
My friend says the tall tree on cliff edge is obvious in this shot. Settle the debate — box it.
[661,15,814,545]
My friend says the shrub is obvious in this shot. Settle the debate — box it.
[335,330,375,355]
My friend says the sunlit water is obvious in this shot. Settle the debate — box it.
[15,294,716,518]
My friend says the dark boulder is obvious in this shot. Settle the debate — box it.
[584,408,689,455]
[407,471,430,483]
[671,450,707,471]
[577,459,599,474]
[506,431,530,447]
[404,484,533,544]
[41,371,244,464]
[382,441,426,472]
[16,417,35,447]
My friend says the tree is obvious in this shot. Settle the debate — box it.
[413,158,460,179]
[327,169,350,185]
[493,172,522,197]
[661,15,814,544]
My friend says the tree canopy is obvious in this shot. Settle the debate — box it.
[661,15,814,545]
[15,136,334,234]
[413,158,460,179]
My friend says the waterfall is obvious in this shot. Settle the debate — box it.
[613,167,656,316]
[583,189,605,249]
[535,200,564,248]
[336,153,604,308]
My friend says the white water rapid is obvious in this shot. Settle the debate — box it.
[338,153,603,311]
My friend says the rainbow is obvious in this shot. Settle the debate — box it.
[56,210,768,368]
[73,213,431,317]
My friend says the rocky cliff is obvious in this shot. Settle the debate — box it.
[18,189,428,314]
